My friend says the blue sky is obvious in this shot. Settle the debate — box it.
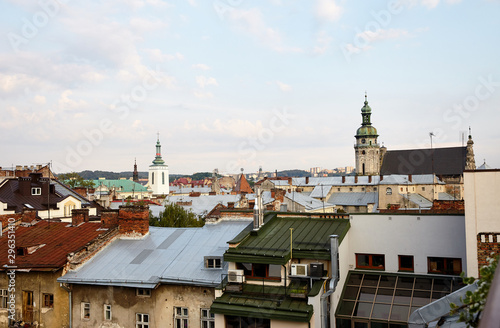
[0,0,499,174]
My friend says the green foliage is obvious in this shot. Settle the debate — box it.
[150,202,204,228]
[58,172,95,189]
[450,255,498,327]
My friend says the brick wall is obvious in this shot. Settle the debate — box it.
[477,232,500,274]
[431,200,465,213]
[100,209,119,229]
[118,205,149,236]
[72,208,89,226]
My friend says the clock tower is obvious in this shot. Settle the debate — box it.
[354,94,380,176]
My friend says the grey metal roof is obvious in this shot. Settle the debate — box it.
[246,191,274,205]
[401,193,433,208]
[58,220,251,288]
[164,194,242,216]
[169,186,212,194]
[438,192,456,201]
[53,180,91,206]
[309,184,332,198]
[285,192,335,211]
[327,192,377,207]
[379,174,443,185]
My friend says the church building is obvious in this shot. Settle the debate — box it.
[354,94,381,176]
[148,135,169,196]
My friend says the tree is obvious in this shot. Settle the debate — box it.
[58,172,95,189]
[450,255,498,327]
[150,202,204,228]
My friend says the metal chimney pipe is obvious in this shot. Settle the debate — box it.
[321,235,339,328]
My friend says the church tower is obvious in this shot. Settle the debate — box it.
[465,127,476,170]
[354,94,381,176]
[148,134,169,196]
[133,158,139,182]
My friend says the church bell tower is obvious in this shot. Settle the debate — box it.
[354,94,381,176]
[148,134,169,195]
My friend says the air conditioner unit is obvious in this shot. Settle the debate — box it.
[309,263,324,278]
[227,269,244,283]
[291,264,308,276]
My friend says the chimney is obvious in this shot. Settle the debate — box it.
[21,208,37,224]
[305,177,309,184]
[271,190,276,199]
[354,176,358,184]
[288,177,292,185]
[408,174,412,182]
[227,202,235,209]
[248,200,255,209]
[380,174,384,181]
[101,209,119,229]
[342,176,345,183]
[118,205,149,236]
[30,172,42,184]
[18,177,31,196]
[72,208,89,226]
[368,176,372,183]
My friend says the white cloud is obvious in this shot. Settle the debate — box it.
[421,0,440,8]
[276,81,291,92]
[194,91,214,99]
[192,63,211,70]
[34,95,46,104]
[315,0,343,22]
[144,49,184,62]
[196,76,218,88]
[58,90,87,110]
[129,17,167,33]
[313,30,333,55]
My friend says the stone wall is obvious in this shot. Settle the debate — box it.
[477,232,500,274]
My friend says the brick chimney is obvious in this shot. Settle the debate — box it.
[408,174,412,182]
[305,177,309,184]
[72,208,89,226]
[288,177,292,185]
[101,209,119,229]
[354,176,358,183]
[21,208,37,224]
[342,176,345,183]
[368,176,372,183]
[227,202,235,209]
[118,205,149,236]
[380,174,384,181]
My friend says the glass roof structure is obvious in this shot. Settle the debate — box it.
[336,271,465,328]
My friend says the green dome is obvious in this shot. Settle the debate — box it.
[356,126,378,137]
[361,100,371,113]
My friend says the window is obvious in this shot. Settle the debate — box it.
[428,257,462,275]
[374,187,377,191]
[136,288,151,297]
[81,302,90,320]
[337,188,341,191]
[400,187,404,192]
[386,187,392,195]
[236,263,281,281]
[422,187,426,191]
[174,307,188,328]
[349,188,353,191]
[398,255,414,272]
[104,304,112,321]
[43,293,54,308]
[201,309,215,328]
[225,316,270,328]
[361,187,365,191]
[356,254,385,270]
[31,187,41,195]
[162,172,165,185]
[136,313,149,328]
[205,257,222,269]
[0,289,7,308]
[152,172,154,184]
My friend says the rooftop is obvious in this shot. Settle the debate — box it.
[224,213,350,265]
[58,220,251,288]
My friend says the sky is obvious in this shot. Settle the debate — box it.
[0,0,499,175]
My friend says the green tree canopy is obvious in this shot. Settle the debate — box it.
[149,202,204,227]
[58,172,95,189]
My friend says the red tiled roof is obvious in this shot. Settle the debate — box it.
[0,221,108,270]
[234,174,253,194]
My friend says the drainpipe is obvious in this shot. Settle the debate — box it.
[60,283,72,328]
[320,235,339,328]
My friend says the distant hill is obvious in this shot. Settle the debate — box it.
[58,171,204,181]
[277,169,310,177]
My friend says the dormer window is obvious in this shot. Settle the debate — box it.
[32,187,41,195]
[205,256,222,269]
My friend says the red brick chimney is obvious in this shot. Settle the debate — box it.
[368,176,372,183]
[342,176,346,183]
[101,209,119,229]
[72,208,89,226]
[305,177,309,184]
[288,177,292,185]
[118,205,149,236]
[354,176,358,183]
[380,175,384,181]
[408,174,412,182]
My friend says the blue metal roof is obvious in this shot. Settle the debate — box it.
[58,220,251,288]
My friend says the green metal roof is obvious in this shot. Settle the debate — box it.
[93,179,148,193]
[211,282,316,322]
[224,214,350,265]
[356,125,378,137]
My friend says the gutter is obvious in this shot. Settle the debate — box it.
[321,235,339,328]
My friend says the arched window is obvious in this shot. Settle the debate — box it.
[386,187,392,195]
[152,172,155,184]
[162,172,165,185]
